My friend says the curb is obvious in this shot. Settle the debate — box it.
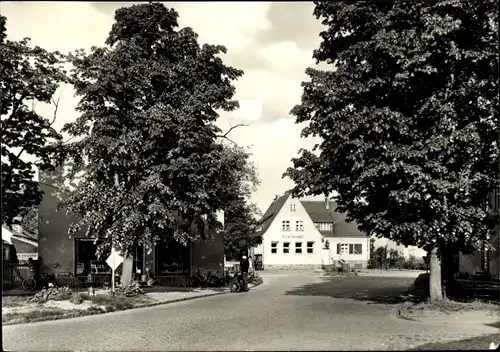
[134,290,230,309]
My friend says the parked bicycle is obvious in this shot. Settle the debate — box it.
[190,269,223,288]
[22,271,53,291]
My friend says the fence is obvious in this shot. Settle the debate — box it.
[2,260,34,290]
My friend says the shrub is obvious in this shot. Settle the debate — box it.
[70,293,83,305]
[86,306,105,315]
[114,281,144,297]
[29,286,73,303]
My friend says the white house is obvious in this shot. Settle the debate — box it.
[250,192,370,270]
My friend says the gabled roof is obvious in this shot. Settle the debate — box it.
[2,226,38,246]
[300,200,366,238]
[256,194,367,239]
[255,192,291,237]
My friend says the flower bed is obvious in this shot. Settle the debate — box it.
[2,283,150,325]
[2,283,230,325]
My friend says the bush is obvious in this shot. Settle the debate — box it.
[114,281,144,297]
[70,293,83,305]
[29,286,73,303]
[322,264,358,276]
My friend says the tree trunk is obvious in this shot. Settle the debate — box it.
[429,247,443,302]
[121,252,134,286]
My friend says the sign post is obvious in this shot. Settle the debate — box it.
[106,248,124,293]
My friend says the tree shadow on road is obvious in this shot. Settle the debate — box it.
[284,276,416,305]
[485,320,500,330]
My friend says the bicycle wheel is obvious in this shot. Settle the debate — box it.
[230,280,240,293]
[22,278,36,291]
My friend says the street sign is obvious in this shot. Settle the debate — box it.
[106,248,124,271]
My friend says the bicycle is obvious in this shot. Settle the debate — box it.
[21,268,37,291]
[190,269,222,288]
[22,271,52,291]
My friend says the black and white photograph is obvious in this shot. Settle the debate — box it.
[1,1,499,350]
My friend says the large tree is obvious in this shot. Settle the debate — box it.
[284,1,498,301]
[60,3,244,283]
[0,15,67,227]
[220,144,262,260]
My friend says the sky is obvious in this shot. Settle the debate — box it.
[1,1,329,214]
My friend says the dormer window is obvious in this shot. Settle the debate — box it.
[290,204,296,212]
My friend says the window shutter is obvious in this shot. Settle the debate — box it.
[354,244,362,254]
[337,243,341,254]
[349,244,354,254]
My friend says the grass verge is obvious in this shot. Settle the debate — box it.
[2,290,230,326]
[398,298,500,320]
[409,333,500,350]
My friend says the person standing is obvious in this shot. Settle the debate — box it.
[240,255,250,291]
[248,256,254,278]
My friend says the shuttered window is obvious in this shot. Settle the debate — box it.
[337,243,363,254]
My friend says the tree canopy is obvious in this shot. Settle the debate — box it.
[0,15,67,227]
[285,1,498,256]
[60,3,246,255]
[220,144,262,260]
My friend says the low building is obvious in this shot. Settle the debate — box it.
[459,234,499,280]
[2,225,38,262]
[372,237,427,261]
[38,167,224,287]
[250,192,370,270]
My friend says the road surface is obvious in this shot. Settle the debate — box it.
[3,271,497,351]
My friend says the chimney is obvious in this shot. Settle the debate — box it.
[325,197,330,210]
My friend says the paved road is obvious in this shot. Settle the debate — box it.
[3,272,497,351]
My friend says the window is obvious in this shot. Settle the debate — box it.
[295,242,302,254]
[336,243,363,255]
[290,204,296,212]
[271,242,278,254]
[315,223,333,231]
[295,220,304,231]
[307,241,315,254]
[340,244,349,255]
[155,239,189,275]
[283,242,290,254]
[282,220,290,231]
[74,238,111,276]
[350,244,362,254]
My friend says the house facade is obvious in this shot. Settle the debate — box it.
[38,167,225,287]
[250,192,370,270]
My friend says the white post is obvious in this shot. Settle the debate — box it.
[111,247,115,293]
